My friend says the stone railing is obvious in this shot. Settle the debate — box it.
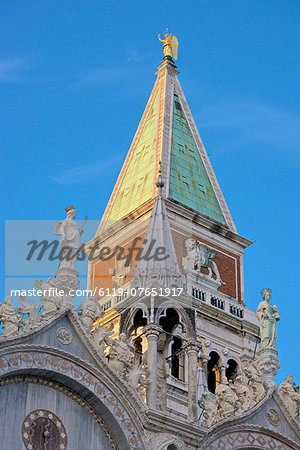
[191,285,246,320]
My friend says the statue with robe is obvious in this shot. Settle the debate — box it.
[0,296,20,338]
[279,374,300,419]
[256,288,280,350]
[108,333,135,378]
[54,206,87,271]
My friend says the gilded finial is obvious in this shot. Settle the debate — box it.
[158,31,178,60]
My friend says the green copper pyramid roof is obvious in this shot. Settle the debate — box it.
[168,91,226,225]
[106,92,159,222]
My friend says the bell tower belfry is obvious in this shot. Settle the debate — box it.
[86,41,259,421]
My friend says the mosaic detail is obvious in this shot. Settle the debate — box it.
[208,431,292,450]
[22,409,67,450]
[0,352,143,450]
[56,327,73,345]
[169,91,226,224]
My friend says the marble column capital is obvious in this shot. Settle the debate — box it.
[143,324,162,339]
[183,340,201,355]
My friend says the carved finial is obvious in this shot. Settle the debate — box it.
[158,32,178,60]
[156,160,164,194]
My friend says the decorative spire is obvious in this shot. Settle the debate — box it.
[132,187,185,291]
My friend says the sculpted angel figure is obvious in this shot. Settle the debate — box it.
[16,295,41,332]
[78,293,102,333]
[279,374,300,419]
[158,32,178,60]
[55,206,87,271]
[33,279,62,320]
[108,333,135,378]
[0,296,20,338]
[256,289,280,349]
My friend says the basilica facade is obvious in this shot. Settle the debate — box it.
[0,42,299,449]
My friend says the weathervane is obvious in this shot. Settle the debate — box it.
[158,30,178,60]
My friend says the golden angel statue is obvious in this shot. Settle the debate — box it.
[158,32,178,60]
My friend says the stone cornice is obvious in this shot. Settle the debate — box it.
[144,409,205,446]
[165,198,253,249]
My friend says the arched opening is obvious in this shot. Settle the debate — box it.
[159,308,180,334]
[129,309,147,365]
[207,351,221,393]
[170,336,184,381]
[159,309,185,381]
[226,359,238,384]
[167,445,178,450]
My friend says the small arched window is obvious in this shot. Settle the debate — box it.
[226,359,238,383]
[207,351,221,393]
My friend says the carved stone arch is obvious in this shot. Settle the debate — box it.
[225,357,239,383]
[203,427,299,450]
[153,432,185,450]
[0,348,147,450]
[207,347,223,364]
[155,301,194,339]
[122,304,149,336]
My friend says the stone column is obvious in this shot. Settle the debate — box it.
[143,324,162,409]
[184,340,200,422]
[202,355,209,379]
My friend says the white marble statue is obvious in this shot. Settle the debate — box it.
[109,259,131,287]
[182,237,223,284]
[215,379,238,420]
[127,363,150,397]
[279,374,300,420]
[0,296,20,338]
[241,358,265,405]
[78,293,102,333]
[108,333,135,378]
[182,237,199,272]
[55,205,87,271]
[16,295,41,332]
[256,288,280,350]
[201,391,217,428]
[92,322,114,355]
[234,372,253,413]
[33,279,63,320]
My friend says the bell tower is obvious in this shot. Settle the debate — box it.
[85,43,259,421]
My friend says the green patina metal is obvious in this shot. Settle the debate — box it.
[169,91,226,224]
[107,92,159,222]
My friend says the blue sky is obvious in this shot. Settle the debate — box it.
[1,1,300,382]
